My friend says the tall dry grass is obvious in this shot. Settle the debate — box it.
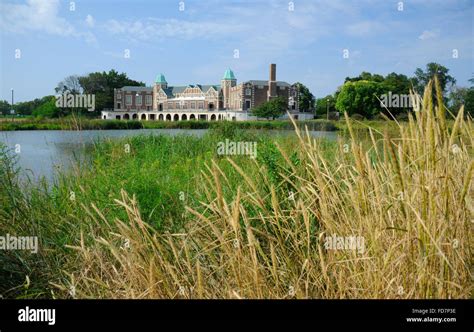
[56,81,473,299]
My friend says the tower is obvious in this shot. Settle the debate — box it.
[221,69,236,109]
[268,63,277,101]
[155,73,167,90]
[153,73,167,110]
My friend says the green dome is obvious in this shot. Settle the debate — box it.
[155,73,167,84]
[222,69,236,80]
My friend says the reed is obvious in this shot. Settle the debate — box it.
[56,82,472,298]
[1,82,472,299]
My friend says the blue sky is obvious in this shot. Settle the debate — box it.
[1,0,473,102]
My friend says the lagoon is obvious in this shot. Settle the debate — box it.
[0,129,337,182]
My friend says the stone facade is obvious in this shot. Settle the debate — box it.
[103,64,309,121]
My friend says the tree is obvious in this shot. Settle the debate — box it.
[315,95,336,117]
[32,96,61,118]
[412,63,456,97]
[78,70,144,113]
[294,82,314,112]
[466,88,474,118]
[345,71,384,83]
[335,80,385,118]
[0,100,10,116]
[55,75,82,94]
[251,97,287,120]
[382,72,412,94]
[449,76,474,117]
[11,96,52,116]
[380,72,413,116]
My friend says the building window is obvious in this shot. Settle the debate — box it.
[199,101,204,109]
[245,88,252,96]
[126,95,132,105]
[245,100,251,109]
[168,102,173,109]
[136,95,142,106]
[258,85,263,89]
[191,102,196,109]
[146,95,152,105]
[117,93,122,99]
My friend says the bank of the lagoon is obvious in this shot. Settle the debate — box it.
[2,85,470,300]
[1,103,471,300]
[0,118,339,131]
[0,128,337,182]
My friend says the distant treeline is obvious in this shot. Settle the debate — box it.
[2,63,473,120]
[315,62,473,119]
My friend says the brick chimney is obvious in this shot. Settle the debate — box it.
[268,63,277,101]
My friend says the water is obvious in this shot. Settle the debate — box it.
[0,129,336,182]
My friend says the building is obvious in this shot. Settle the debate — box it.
[101,64,313,121]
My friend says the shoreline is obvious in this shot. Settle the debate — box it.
[0,118,404,132]
[0,118,340,132]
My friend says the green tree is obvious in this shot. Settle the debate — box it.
[0,100,10,116]
[467,77,474,117]
[251,97,287,120]
[78,70,144,113]
[32,96,61,118]
[449,76,474,117]
[345,71,384,83]
[12,96,52,116]
[380,72,413,116]
[294,82,314,112]
[315,95,336,117]
[382,72,412,94]
[335,80,385,118]
[412,63,456,97]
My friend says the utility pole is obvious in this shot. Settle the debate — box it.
[326,98,329,120]
[11,88,14,122]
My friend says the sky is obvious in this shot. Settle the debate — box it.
[0,0,473,102]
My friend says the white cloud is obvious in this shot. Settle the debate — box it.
[0,0,74,36]
[418,29,439,40]
[85,15,95,28]
[0,0,96,44]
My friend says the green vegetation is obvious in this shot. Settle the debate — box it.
[294,82,315,111]
[0,96,55,117]
[5,62,473,123]
[315,94,336,117]
[0,82,471,299]
[31,96,62,118]
[335,80,385,118]
[0,125,313,297]
[251,96,287,119]
[0,117,338,131]
[316,62,473,119]
[77,70,144,115]
[412,62,456,97]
